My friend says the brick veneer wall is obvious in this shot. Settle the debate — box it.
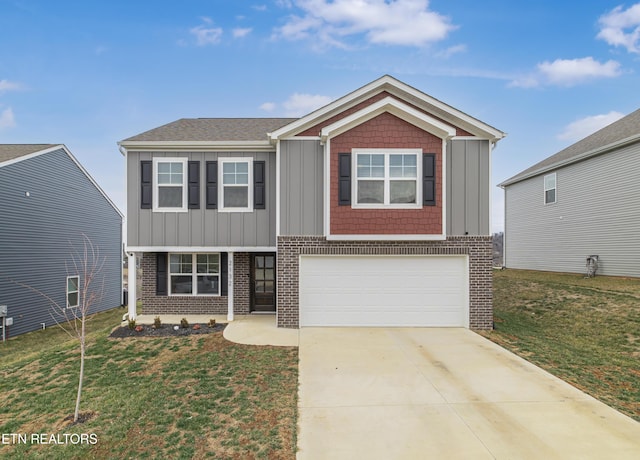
[140,252,250,315]
[276,236,492,330]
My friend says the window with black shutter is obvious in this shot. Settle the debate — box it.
[156,253,168,296]
[254,161,265,209]
[423,153,436,206]
[206,161,217,209]
[188,161,200,209]
[338,153,351,205]
[140,160,152,209]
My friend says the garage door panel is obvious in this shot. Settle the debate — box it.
[299,255,468,327]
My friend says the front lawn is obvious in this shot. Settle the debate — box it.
[481,269,640,421]
[0,308,298,459]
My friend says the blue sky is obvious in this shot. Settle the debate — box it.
[2,0,640,232]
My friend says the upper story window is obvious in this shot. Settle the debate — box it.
[353,149,421,208]
[544,173,556,205]
[220,158,253,212]
[169,253,220,296]
[153,158,187,211]
[67,275,79,308]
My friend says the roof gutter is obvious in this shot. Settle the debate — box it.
[117,140,274,152]
[498,132,640,188]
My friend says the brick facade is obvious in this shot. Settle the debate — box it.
[330,112,443,235]
[276,236,493,330]
[140,252,250,316]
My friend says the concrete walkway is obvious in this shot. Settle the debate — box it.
[132,313,299,347]
[298,328,640,459]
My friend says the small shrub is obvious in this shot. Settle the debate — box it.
[153,316,162,329]
[135,325,144,332]
[193,324,201,330]
[127,319,136,330]
[180,318,189,329]
[207,318,216,328]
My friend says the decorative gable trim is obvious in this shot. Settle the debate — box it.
[269,75,505,141]
[319,97,456,143]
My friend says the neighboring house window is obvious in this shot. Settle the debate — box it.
[219,158,253,211]
[353,149,421,207]
[544,173,556,204]
[67,276,79,308]
[153,158,188,211]
[169,253,220,295]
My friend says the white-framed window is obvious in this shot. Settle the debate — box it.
[169,253,220,296]
[353,149,421,208]
[67,276,79,308]
[544,173,556,205]
[153,157,188,212]
[219,157,252,211]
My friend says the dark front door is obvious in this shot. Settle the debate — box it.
[251,254,276,312]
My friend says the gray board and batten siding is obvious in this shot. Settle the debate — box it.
[279,139,324,236]
[0,147,123,337]
[504,141,640,277]
[127,151,277,248]
[447,139,491,236]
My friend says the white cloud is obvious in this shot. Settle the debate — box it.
[233,27,252,38]
[260,92,333,116]
[190,25,223,46]
[274,0,456,48]
[597,3,640,53]
[557,111,625,142]
[510,57,622,88]
[253,4,269,11]
[539,58,621,85]
[260,102,277,112]
[283,93,333,116]
[0,79,23,93]
[435,44,467,59]
[0,106,16,130]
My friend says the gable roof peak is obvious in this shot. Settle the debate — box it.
[269,74,505,142]
[500,107,640,187]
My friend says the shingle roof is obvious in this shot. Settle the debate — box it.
[500,108,640,186]
[121,118,298,143]
[0,144,58,163]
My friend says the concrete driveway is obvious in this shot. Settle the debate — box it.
[297,328,640,459]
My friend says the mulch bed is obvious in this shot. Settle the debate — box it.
[109,323,226,338]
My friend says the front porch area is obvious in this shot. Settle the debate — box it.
[126,251,277,322]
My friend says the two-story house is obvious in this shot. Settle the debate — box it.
[0,144,123,337]
[500,108,640,277]
[119,75,505,329]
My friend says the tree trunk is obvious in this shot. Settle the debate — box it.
[74,320,86,423]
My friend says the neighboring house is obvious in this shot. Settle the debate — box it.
[119,75,505,329]
[500,108,640,277]
[0,144,123,337]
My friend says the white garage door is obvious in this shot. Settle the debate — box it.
[299,255,468,327]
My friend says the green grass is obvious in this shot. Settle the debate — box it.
[480,269,640,421]
[0,308,298,459]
